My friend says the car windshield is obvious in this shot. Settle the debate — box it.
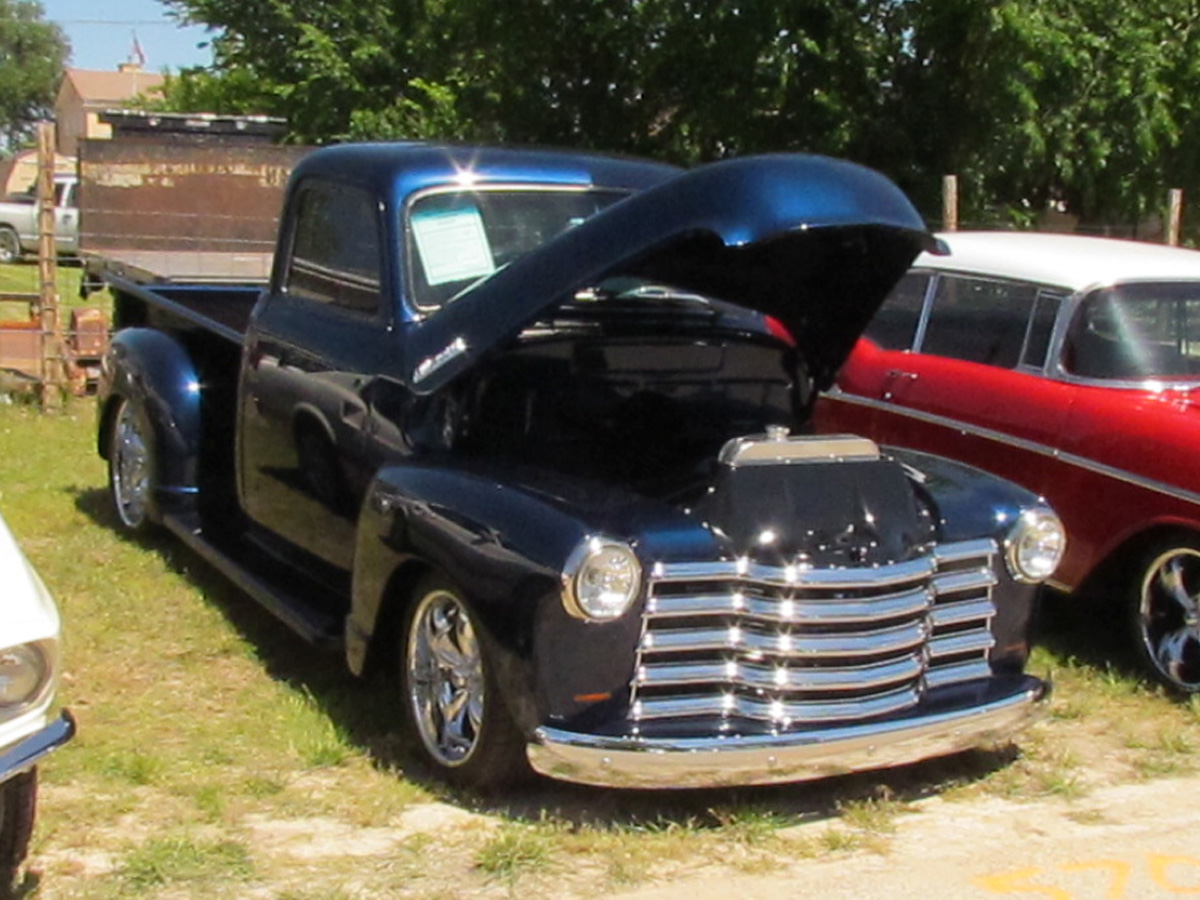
[406,187,626,310]
[1065,283,1200,380]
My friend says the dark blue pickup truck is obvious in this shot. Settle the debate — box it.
[88,143,1062,790]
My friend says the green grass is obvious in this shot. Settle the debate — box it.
[2,401,1200,898]
[475,825,555,884]
[120,835,254,891]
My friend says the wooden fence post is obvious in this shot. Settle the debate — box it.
[1167,188,1184,246]
[35,121,65,409]
[942,175,959,232]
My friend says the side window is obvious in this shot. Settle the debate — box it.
[1019,290,1064,369]
[864,272,930,350]
[920,275,1038,368]
[285,181,382,315]
[1066,288,1200,379]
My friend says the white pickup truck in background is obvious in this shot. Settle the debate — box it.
[0,176,79,263]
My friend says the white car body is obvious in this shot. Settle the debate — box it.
[0,510,74,884]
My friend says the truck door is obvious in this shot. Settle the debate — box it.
[238,178,392,572]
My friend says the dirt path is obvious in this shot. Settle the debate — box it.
[606,773,1200,900]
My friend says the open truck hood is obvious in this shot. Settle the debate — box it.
[406,154,937,394]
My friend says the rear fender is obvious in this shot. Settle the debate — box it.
[97,328,202,517]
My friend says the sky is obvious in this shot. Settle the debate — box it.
[40,0,216,73]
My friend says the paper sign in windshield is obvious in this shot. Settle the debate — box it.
[411,207,496,286]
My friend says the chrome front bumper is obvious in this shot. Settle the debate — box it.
[0,711,75,782]
[527,678,1045,789]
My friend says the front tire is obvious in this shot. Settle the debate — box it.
[0,770,37,898]
[0,228,21,265]
[1129,537,1200,693]
[108,396,156,533]
[401,575,528,789]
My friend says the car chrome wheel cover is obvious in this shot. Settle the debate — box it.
[406,589,485,767]
[1139,547,1200,690]
[111,401,150,528]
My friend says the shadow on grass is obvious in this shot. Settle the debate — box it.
[1033,586,1148,685]
[72,482,1031,829]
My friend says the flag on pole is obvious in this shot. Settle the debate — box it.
[131,31,146,67]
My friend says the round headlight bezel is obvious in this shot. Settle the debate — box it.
[562,537,642,622]
[0,641,51,709]
[1005,507,1066,584]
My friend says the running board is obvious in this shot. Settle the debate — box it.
[162,512,345,650]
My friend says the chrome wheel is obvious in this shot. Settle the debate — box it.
[110,399,152,530]
[406,586,486,767]
[1136,545,1200,692]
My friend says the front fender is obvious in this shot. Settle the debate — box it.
[97,328,202,516]
[890,446,1049,673]
[887,446,1043,543]
[349,463,650,732]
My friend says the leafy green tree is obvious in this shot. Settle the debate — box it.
[0,0,67,150]
[159,0,1200,234]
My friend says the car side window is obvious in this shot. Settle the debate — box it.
[285,180,382,315]
[1065,286,1200,379]
[864,272,930,350]
[919,275,1038,368]
[1019,290,1064,369]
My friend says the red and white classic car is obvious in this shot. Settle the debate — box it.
[817,231,1200,692]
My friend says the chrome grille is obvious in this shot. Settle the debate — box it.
[632,539,998,728]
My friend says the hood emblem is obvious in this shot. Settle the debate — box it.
[413,336,468,385]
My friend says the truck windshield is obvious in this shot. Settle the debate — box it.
[406,187,625,310]
[1065,283,1200,380]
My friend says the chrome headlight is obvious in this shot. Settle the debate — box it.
[0,642,51,709]
[562,537,642,621]
[1005,507,1066,583]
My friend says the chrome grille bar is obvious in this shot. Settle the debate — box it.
[646,586,933,625]
[634,539,999,730]
[652,556,935,589]
[633,685,921,724]
[641,620,928,658]
[636,653,925,693]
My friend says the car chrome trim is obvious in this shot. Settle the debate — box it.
[928,597,996,628]
[639,619,929,659]
[923,659,994,689]
[929,629,996,658]
[636,540,998,728]
[0,710,75,782]
[718,432,880,467]
[645,586,934,624]
[632,684,921,724]
[652,555,936,588]
[635,653,925,693]
[826,389,1200,509]
[527,678,1045,788]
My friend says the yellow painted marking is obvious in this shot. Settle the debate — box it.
[1147,854,1200,893]
[1059,859,1132,900]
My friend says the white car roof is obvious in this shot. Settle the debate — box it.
[917,231,1200,293]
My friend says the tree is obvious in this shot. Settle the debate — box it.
[0,0,67,150]
[159,0,1200,234]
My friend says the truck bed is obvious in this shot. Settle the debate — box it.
[87,255,266,342]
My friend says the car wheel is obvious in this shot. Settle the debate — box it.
[0,228,20,265]
[401,575,528,789]
[1130,538,1200,693]
[0,770,37,897]
[108,396,156,533]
